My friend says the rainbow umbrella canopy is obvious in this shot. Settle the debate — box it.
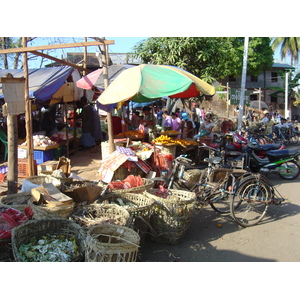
[97,64,215,105]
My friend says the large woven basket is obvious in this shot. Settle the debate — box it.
[144,189,196,245]
[71,204,131,229]
[98,193,155,244]
[110,178,154,194]
[11,218,86,262]
[28,197,75,220]
[85,223,140,262]
[0,193,32,213]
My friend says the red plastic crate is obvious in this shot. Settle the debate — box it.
[18,159,37,178]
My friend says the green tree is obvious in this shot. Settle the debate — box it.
[133,37,274,83]
[271,37,300,66]
[0,37,36,69]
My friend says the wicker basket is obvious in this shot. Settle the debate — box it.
[0,193,32,213]
[144,189,196,245]
[71,204,131,229]
[11,218,86,262]
[28,197,75,220]
[85,223,140,262]
[182,169,203,188]
[98,193,155,244]
[208,168,247,183]
[110,178,154,194]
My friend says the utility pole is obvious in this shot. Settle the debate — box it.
[238,37,249,131]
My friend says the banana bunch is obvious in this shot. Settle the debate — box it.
[174,138,198,146]
[153,135,176,145]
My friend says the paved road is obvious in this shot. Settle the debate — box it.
[140,149,300,262]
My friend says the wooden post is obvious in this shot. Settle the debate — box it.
[7,114,18,194]
[22,37,34,176]
[100,38,115,154]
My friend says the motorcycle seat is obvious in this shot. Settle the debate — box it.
[259,144,282,151]
[266,148,300,159]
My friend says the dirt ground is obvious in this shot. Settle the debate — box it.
[68,146,300,262]
[2,145,300,263]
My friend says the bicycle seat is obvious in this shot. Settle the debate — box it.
[204,157,222,164]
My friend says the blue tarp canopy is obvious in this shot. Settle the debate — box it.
[0,66,74,102]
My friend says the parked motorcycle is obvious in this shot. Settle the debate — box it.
[241,142,300,180]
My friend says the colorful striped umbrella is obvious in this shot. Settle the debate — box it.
[98,64,215,105]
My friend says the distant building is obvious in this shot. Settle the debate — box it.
[222,59,299,119]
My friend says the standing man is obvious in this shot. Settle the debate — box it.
[80,96,95,150]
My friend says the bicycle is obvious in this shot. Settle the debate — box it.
[161,153,250,214]
[229,173,285,227]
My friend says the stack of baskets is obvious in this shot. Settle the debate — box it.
[144,189,196,245]
[11,218,86,262]
[109,178,154,194]
[85,223,140,262]
[0,193,32,214]
[28,197,75,220]
[71,203,131,229]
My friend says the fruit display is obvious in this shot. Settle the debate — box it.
[153,135,198,147]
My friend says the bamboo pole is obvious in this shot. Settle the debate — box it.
[0,40,115,54]
[22,37,34,176]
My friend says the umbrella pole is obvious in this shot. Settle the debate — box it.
[100,38,115,154]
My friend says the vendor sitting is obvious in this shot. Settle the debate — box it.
[41,111,57,137]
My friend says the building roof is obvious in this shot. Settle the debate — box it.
[272,59,295,70]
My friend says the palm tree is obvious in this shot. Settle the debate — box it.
[271,37,300,66]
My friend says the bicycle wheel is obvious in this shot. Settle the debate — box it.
[277,161,300,180]
[230,176,272,227]
[208,175,235,214]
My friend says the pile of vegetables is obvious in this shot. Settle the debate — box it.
[18,234,79,262]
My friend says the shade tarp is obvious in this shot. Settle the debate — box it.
[0,66,74,102]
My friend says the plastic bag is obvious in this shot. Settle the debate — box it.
[0,208,28,239]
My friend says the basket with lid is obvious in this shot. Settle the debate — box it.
[144,189,196,245]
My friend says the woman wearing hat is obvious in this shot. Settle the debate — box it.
[200,113,215,138]
[181,112,195,139]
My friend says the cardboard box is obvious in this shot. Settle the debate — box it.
[56,156,71,177]
[31,183,73,207]
[37,160,59,175]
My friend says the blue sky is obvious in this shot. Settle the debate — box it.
[27,37,148,68]
[27,37,288,69]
